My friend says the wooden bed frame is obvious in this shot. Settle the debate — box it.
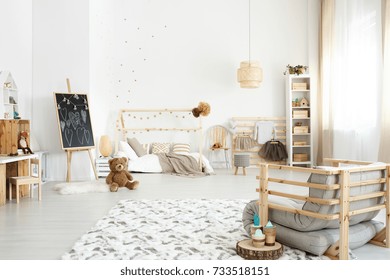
[231,117,286,167]
[115,108,203,168]
[256,158,389,260]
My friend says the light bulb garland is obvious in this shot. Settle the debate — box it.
[120,110,200,135]
[57,94,88,110]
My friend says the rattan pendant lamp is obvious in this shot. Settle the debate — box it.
[237,0,263,88]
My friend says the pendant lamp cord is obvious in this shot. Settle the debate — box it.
[248,0,251,65]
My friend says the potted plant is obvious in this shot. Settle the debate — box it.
[284,64,308,75]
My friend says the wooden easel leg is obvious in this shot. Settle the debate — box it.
[66,150,72,182]
[234,166,238,175]
[88,149,99,180]
[243,167,246,176]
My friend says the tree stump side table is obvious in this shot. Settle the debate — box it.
[236,239,283,260]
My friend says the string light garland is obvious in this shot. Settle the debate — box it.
[57,94,88,110]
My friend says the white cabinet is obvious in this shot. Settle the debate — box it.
[285,74,313,167]
[0,71,19,119]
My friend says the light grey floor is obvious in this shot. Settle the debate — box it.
[0,168,389,260]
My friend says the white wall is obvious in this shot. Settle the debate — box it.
[0,0,33,120]
[32,0,91,181]
[90,0,318,159]
[28,0,319,180]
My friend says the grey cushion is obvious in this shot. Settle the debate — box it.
[242,200,384,256]
[127,138,147,157]
[268,164,385,231]
[273,220,383,256]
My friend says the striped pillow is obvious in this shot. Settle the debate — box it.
[172,143,190,155]
[152,143,170,154]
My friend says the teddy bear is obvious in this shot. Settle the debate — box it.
[106,157,139,192]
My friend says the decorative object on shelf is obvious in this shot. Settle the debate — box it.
[292,82,307,90]
[13,111,20,119]
[292,98,299,107]
[191,101,210,118]
[300,97,309,107]
[99,135,113,157]
[237,0,263,88]
[283,64,308,75]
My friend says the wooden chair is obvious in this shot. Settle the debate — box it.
[207,125,231,169]
[8,158,42,204]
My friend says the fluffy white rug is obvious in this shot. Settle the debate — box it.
[53,181,110,195]
[62,199,331,260]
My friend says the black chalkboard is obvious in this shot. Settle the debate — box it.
[54,93,95,149]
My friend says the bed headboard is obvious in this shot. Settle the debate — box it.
[231,117,287,166]
[115,108,203,166]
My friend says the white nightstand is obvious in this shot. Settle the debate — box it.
[96,157,111,178]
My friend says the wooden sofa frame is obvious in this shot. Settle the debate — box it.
[257,158,389,260]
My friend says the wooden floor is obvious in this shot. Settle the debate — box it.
[0,168,389,260]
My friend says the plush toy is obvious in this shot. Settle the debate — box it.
[18,131,34,154]
[192,101,211,118]
[212,142,222,149]
[106,157,139,192]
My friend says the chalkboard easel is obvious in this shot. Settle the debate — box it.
[54,79,98,181]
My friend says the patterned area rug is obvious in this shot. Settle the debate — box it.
[62,199,330,260]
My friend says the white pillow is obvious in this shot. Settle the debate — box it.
[118,141,138,161]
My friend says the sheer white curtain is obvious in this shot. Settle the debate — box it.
[319,0,383,162]
[378,0,390,162]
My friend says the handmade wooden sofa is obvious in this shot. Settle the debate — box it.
[245,159,389,260]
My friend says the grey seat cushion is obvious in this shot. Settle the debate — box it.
[268,165,385,231]
[242,199,384,255]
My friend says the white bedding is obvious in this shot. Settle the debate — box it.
[125,152,214,174]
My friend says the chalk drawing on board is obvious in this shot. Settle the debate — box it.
[54,93,95,150]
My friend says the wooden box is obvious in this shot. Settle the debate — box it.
[293,153,308,162]
[293,126,309,134]
[0,120,31,198]
[293,111,308,118]
[0,119,30,155]
[292,83,307,90]
[293,141,307,146]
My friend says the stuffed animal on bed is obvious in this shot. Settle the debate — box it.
[106,157,139,192]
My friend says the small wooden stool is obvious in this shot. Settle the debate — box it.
[8,158,42,204]
[234,153,250,175]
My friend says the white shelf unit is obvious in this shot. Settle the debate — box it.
[96,157,111,178]
[0,71,19,119]
[285,74,313,167]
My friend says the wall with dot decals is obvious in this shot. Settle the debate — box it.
[30,0,319,180]
[90,0,318,145]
